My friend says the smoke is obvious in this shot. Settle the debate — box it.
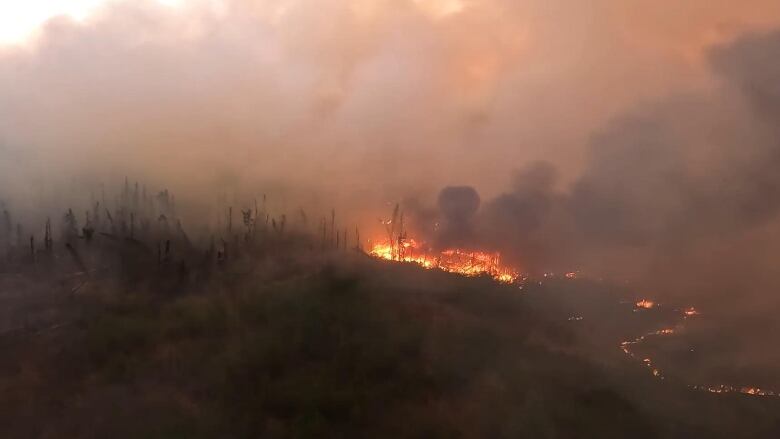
[436,185,480,248]
[1,1,779,203]
[1,1,780,307]
[416,30,780,322]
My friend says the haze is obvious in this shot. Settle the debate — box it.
[4,3,780,435]
[2,1,780,318]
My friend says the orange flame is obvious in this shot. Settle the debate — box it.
[368,237,518,283]
[636,299,655,309]
[694,385,777,397]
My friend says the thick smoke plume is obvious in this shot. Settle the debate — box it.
[2,1,780,206]
[410,31,780,345]
[1,2,780,321]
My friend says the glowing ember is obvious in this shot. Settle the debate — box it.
[565,272,577,279]
[368,238,518,283]
[636,299,655,309]
[621,303,778,398]
[692,385,778,397]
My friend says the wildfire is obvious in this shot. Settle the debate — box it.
[620,301,779,398]
[636,299,655,309]
[692,385,777,397]
[368,238,519,283]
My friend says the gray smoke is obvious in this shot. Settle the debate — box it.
[435,185,480,248]
[423,30,780,316]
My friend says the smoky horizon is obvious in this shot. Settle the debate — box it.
[2,3,780,436]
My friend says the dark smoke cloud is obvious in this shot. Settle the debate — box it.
[478,162,564,270]
[435,185,480,248]
[570,30,780,301]
[421,30,780,315]
[396,32,780,378]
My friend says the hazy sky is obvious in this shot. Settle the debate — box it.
[0,0,186,44]
[1,0,780,208]
[2,1,779,194]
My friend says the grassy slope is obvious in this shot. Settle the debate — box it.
[0,256,778,438]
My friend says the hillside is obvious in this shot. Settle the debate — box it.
[1,251,779,438]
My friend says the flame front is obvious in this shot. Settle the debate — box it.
[636,299,655,309]
[368,238,518,283]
